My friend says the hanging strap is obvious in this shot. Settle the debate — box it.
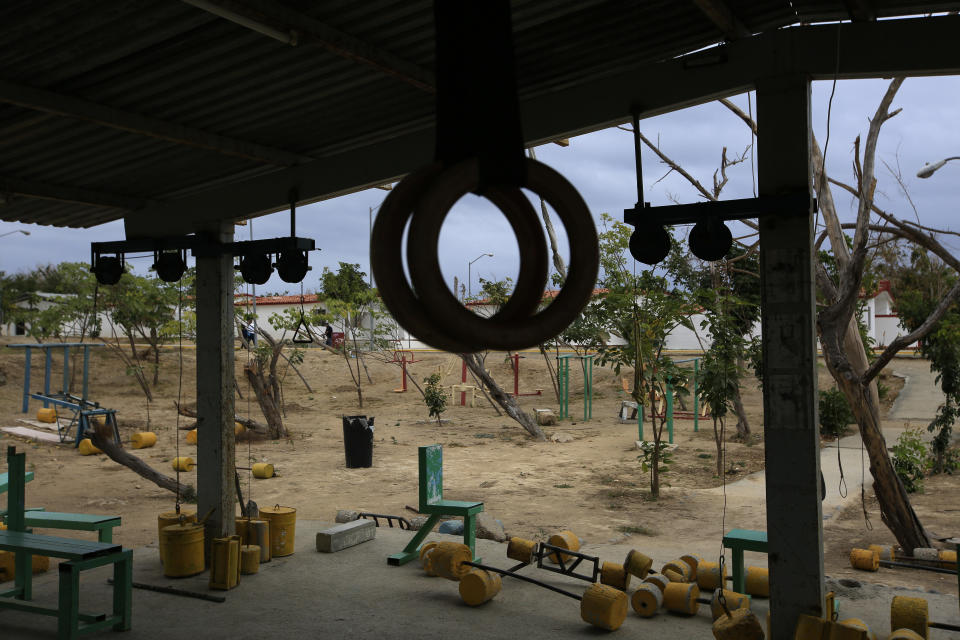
[433,0,526,192]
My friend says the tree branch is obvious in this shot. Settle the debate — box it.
[719,98,758,136]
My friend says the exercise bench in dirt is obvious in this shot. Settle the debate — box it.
[0,446,132,639]
[388,444,483,566]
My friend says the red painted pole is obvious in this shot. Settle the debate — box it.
[400,358,408,392]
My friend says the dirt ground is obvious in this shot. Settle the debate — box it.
[0,338,956,596]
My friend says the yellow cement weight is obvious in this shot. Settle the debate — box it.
[849,548,879,571]
[794,614,826,638]
[624,549,653,579]
[836,618,876,640]
[420,542,439,567]
[889,630,925,640]
[712,607,764,640]
[580,583,628,631]
[663,568,685,583]
[78,439,102,455]
[697,561,727,590]
[458,569,502,606]
[868,544,896,561]
[890,596,929,639]
[157,510,196,566]
[186,428,198,444]
[37,408,57,423]
[709,589,750,621]
[209,535,241,590]
[912,548,939,562]
[680,554,702,580]
[131,431,157,449]
[161,522,205,577]
[245,519,271,563]
[663,581,700,615]
[235,421,245,436]
[172,456,194,471]
[507,537,537,563]
[644,573,670,593]
[251,463,274,479]
[661,560,692,582]
[259,505,296,557]
[630,582,663,617]
[240,545,260,575]
[546,530,580,564]
[938,549,957,569]
[744,566,769,597]
[429,543,473,581]
[599,561,630,591]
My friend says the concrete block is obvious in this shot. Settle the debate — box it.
[335,509,360,523]
[316,519,376,553]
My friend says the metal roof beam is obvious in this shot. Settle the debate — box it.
[0,78,312,166]
[124,15,960,237]
[0,175,146,210]
[693,0,751,39]
[193,0,435,92]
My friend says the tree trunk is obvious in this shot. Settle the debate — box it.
[244,363,288,439]
[151,328,160,386]
[174,402,268,434]
[731,375,751,439]
[462,353,544,440]
[538,344,561,403]
[89,423,194,499]
[820,316,930,550]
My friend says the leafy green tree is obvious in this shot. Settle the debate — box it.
[590,214,693,499]
[423,373,447,426]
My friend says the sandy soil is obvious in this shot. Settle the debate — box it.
[0,338,955,595]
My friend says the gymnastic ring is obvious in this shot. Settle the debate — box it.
[407,157,598,351]
[371,163,474,353]
[371,164,548,352]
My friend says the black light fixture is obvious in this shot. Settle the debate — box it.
[275,249,310,283]
[93,254,124,285]
[153,249,187,282]
[238,253,273,285]
[628,222,671,266]
[689,217,733,262]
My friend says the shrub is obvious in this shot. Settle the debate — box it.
[422,373,447,426]
[892,428,929,493]
[819,389,854,438]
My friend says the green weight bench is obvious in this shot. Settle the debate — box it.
[388,444,483,566]
[1,446,132,639]
[723,528,767,594]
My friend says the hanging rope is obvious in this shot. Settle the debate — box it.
[860,436,873,530]
[837,436,848,498]
[175,280,184,516]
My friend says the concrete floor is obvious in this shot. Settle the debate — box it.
[2,522,957,639]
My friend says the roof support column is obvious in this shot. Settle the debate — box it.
[756,74,824,636]
[195,222,237,560]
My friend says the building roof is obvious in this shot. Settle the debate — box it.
[235,293,322,307]
[0,3,958,234]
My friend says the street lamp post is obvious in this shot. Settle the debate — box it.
[468,253,494,298]
[917,156,960,178]
[0,229,30,334]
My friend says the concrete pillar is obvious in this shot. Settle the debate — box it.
[195,222,236,557]
[756,74,825,636]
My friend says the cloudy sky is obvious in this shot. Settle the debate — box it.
[1,76,958,296]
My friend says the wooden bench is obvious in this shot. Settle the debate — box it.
[2,446,132,639]
[1,470,34,494]
[723,528,767,594]
[388,444,483,566]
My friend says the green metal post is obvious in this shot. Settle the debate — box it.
[693,358,699,432]
[21,347,31,413]
[638,404,643,441]
[666,384,674,444]
[585,355,593,421]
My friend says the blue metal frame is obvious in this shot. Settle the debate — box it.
[7,343,102,415]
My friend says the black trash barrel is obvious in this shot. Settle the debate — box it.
[342,415,375,468]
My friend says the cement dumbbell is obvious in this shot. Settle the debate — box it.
[433,543,629,631]
[632,580,750,619]
[891,595,960,636]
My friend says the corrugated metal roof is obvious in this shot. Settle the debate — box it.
[0,1,956,229]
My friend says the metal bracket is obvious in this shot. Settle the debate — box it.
[91,235,315,260]
[624,193,816,227]
[357,512,412,530]
[533,541,600,583]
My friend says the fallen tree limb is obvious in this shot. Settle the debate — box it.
[89,423,194,499]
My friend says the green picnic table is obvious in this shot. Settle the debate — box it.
[723,528,767,594]
[1,470,34,494]
[21,512,122,543]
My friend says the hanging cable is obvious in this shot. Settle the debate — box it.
[816,22,842,233]
[837,435,848,498]
[175,280,184,516]
[747,91,756,199]
[860,436,873,530]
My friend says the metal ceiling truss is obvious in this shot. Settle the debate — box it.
[124,14,960,238]
[0,78,311,167]
[0,174,146,210]
[181,0,435,92]
[693,0,751,39]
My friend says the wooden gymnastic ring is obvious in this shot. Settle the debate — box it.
[371,163,548,352]
[406,158,598,351]
[370,163,475,353]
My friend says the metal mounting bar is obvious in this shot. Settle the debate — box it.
[357,513,412,530]
[91,235,314,260]
[534,541,600,583]
[624,193,815,227]
[463,560,582,601]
